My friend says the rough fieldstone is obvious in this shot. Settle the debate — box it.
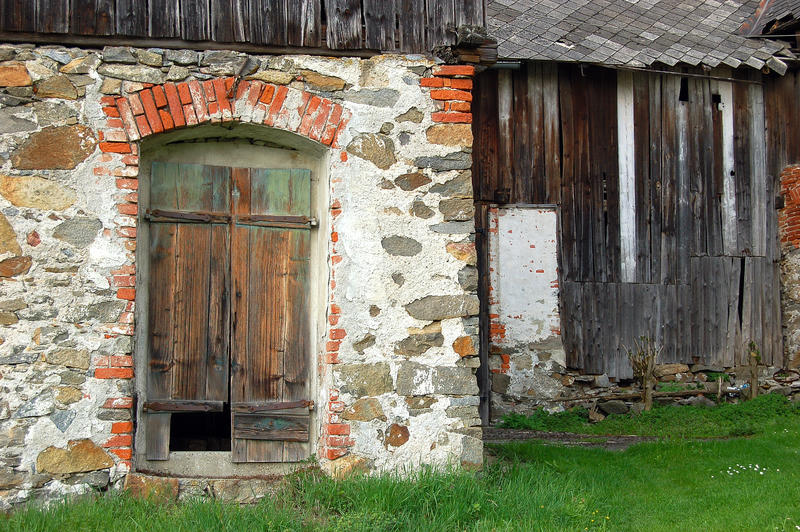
[166,65,190,81]
[0,423,27,448]
[343,397,386,422]
[426,124,473,146]
[36,439,113,475]
[135,49,163,67]
[0,256,31,278]
[460,435,483,470]
[0,312,18,325]
[248,69,294,84]
[594,374,611,387]
[392,272,405,285]
[0,351,38,365]
[414,152,471,171]
[396,107,423,123]
[342,89,400,107]
[0,213,20,256]
[53,217,102,248]
[33,101,78,125]
[59,370,86,385]
[352,334,376,353]
[99,78,121,94]
[0,175,77,210]
[458,266,478,292]
[11,125,96,170]
[55,386,83,405]
[34,75,77,99]
[395,332,444,356]
[406,396,436,410]
[14,394,54,418]
[382,236,422,257]
[347,134,396,170]
[0,48,16,62]
[97,63,165,84]
[124,473,179,501]
[65,470,110,488]
[491,373,511,394]
[39,49,72,64]
[63,300,125,323]
[439,198,474,221]
[45,348,90,370]
[60,55,98,74]
[200,50,241,65]
[396,362,431,396]
[385,424,410,447]
[405,295,479,321]
[598,400,629,415]
[394,172,431,191]
[330,454,373,479]
[0,468,23,489]
[453,336,476,357]
[654,364,691,378]
[164,49,198,65]
[102,46,137,64]
[446,242,477,265]
[0,108,36,133]
[0,62,31,87]
[336,363,393,397]
[430,221,473,234]
[411,199,434,219]
[301,70,346,91]
[50,409,76,432]
[433,367,479,395]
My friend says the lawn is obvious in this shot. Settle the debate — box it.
[3,395,800,531]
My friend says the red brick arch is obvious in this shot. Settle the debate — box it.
[98,77,351,154]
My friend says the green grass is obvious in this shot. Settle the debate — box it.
[4,395,800,531]
[500,393,800,438]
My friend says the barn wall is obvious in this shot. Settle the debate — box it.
[0,0,485,53]
[0,43,480,507]
[473,62,786,410]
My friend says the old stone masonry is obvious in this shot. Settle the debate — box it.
[0,44,481,507]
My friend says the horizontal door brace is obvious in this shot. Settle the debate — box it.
[143,400,225,412]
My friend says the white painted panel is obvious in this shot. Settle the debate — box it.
[488,207,560,347]
[617,70,636,282]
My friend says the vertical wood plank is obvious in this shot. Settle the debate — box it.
[633,72,651,283]
[399,0,426,52]
[2,0,36,32]
[733,78,753,256]
[325,0,363,49]
[649,73,663,283]
[497,69,514,201]
[471,70,499,203]
[617,70,637,282]
[559,66,577,282]
[211,0,247,42]
[542,63,561,204]
[250,0,286,46]
[180,0,211,41]
[116,0,149,36]
[749,80,768,257]
[364,0,396,51]
[512,64,532,202]
[455,0,484,26]
[676,78,691,283]
[718,76,738,257]
[426,0,456,48]
[286,0,322,47]
[36,0,68,33]
[149,0,181,38]
[661,74,678,284]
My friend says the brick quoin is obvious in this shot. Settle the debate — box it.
[780,164,800,249]
[420,65,475,126]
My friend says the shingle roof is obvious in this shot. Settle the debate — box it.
[741,0,800,35]
[488,0,792,72]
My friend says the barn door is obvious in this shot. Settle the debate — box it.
[145,162,231,460]
[144,162,312,463]
[230,168,312,463]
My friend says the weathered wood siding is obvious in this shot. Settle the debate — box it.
[473,63,783,378]
[0,0,484,52]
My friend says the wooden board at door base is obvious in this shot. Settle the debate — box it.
[145,162,312,463]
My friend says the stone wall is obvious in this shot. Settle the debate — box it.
[0,42,480,507]
[780,164,800,368]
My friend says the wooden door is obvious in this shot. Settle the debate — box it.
[144,162,312,463]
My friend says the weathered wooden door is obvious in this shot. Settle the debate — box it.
[144,162,312,463]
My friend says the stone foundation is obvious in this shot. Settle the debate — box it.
[0,42,481,508]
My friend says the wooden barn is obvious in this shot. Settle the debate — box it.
[475,0,800,420]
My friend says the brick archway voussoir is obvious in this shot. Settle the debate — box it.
[98,77,350,154]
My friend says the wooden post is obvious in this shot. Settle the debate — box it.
[643,354,655,411]
[749,343,759,399]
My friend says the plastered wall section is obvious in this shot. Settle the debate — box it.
[487,207,566,416]
[0,43,480,507]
